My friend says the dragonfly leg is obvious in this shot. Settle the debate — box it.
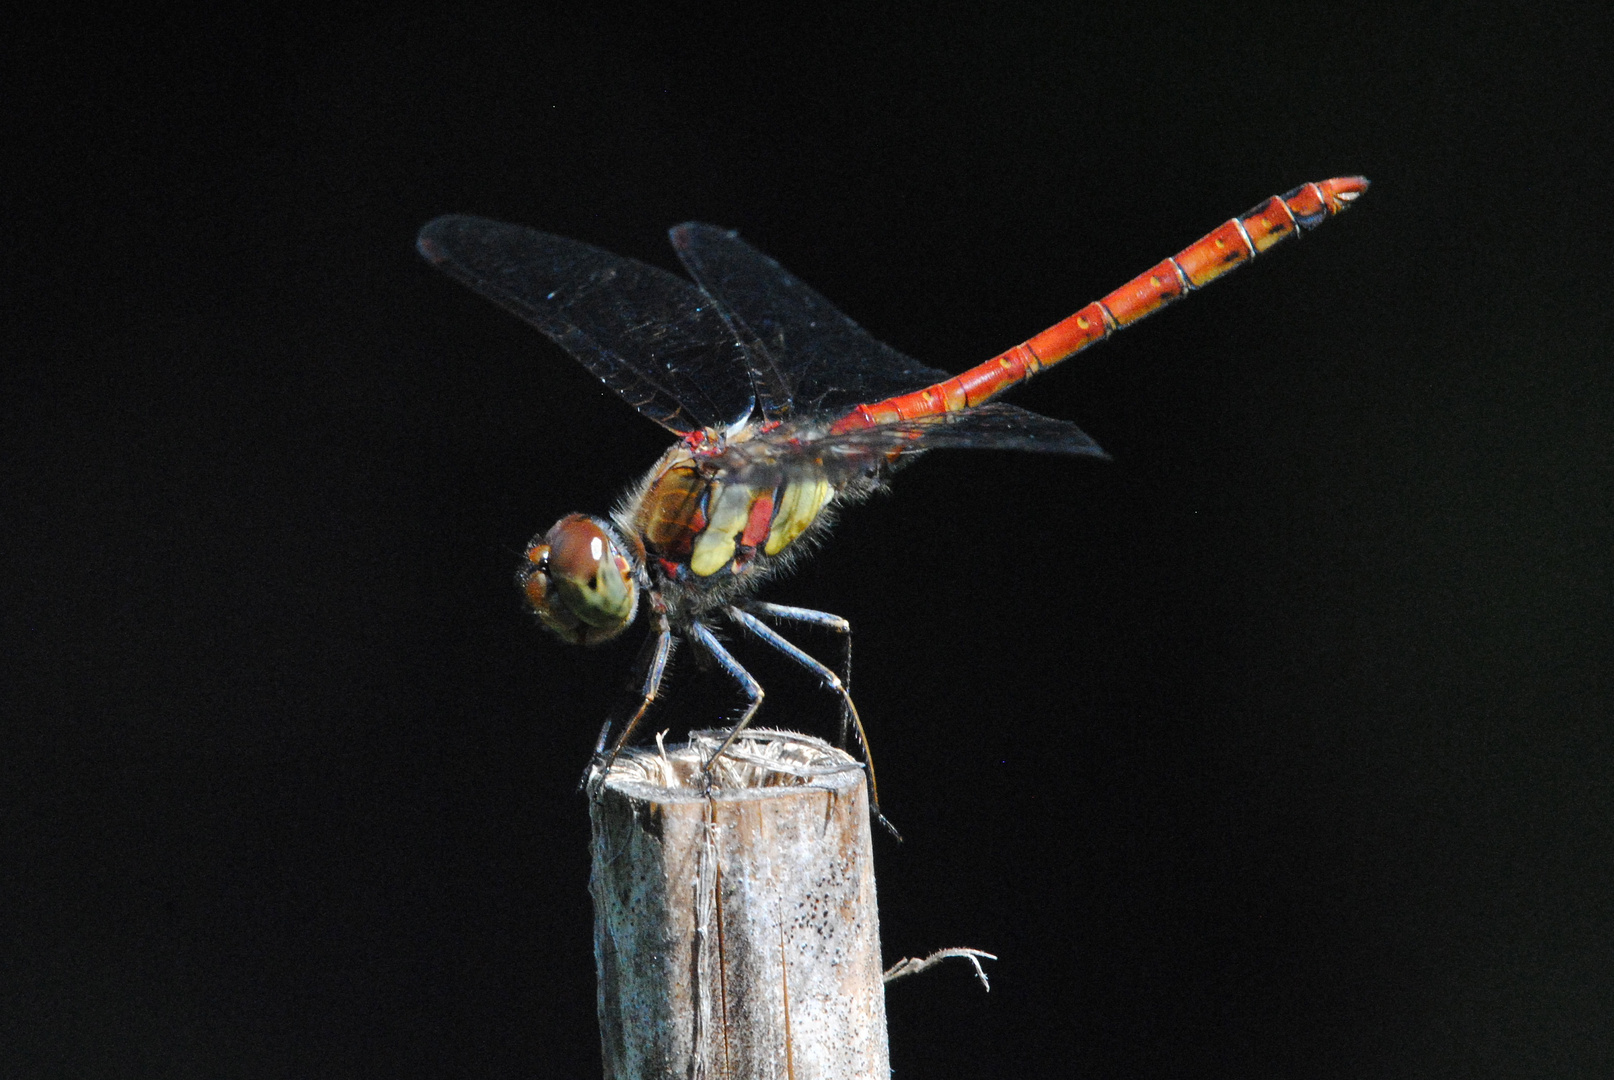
[744,602,854,747]
[727,605,898,840]
[582,614,674,788]
[685,621,765,776]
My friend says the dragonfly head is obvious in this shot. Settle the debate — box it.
[519,514,639,646]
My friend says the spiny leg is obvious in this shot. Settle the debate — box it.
[685,620,765,774]
[727,605,899,840]
[744,602,854,746]
[583,613,674,787]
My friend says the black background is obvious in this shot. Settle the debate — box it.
[8,4,1611,1077]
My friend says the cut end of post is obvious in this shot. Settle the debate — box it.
[591,728,866,799]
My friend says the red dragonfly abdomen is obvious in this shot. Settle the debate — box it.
[830,176,1368,433]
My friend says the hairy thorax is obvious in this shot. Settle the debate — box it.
[612,423,888,618]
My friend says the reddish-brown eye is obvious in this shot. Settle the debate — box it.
[520,544,560,620]
[547,515,611,585]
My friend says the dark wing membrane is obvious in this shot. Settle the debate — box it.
[418,215,756,433]
[798,402,1109,461]
[670,223,954,421]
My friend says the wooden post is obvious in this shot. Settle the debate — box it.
[589,729,889,1080]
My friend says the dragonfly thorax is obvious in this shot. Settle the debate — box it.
[519,513,640,646]
[623,437,843,585]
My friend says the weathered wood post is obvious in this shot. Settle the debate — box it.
[589,730,889,1080]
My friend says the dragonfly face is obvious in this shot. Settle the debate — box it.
[519,513,640,646]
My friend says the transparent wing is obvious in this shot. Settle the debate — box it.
[418,215,757,433]
[798,402,1109,461]
[670,223,954,420]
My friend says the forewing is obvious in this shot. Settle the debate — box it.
[798,402,1109,461]
[670,223,954,420]
[418,215,756,433]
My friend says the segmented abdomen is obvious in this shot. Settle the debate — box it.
[831,176,1368,433]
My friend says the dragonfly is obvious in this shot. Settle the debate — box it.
[417,176,1367,828]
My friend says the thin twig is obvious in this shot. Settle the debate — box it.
[882,947,997,992]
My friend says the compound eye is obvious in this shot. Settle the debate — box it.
[519,542,564,625]
[521,514,637,644]
[546,517,609,585]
